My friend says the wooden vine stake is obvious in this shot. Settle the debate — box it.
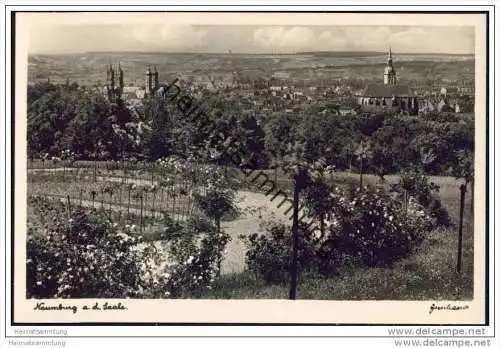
[457,184,467,273]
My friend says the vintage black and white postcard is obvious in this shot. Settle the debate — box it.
[9,10,490,327]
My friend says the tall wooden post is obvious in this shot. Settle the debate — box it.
[127,188,131,218]
[289,171,303,300]
[359,157,363,190]
[93,154,97,182]
[160,188,164,212]
[172,185,177,218]
[140,194,144,234]
[470,181,474,215]
[66,195,71,223]
[152,191,156,219]
[403,190,408,214]
[457,184,467,273]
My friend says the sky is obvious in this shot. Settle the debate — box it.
[28,25,475,55]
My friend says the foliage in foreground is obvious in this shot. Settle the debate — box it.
[27,196,153,298]
[143,216,231,298]
[27,196,230,298]
[391,168,452,227]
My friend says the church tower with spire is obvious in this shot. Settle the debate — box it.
[383,48,397,85]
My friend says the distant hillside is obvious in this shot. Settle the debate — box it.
[299,50,474,58]
[27,51,475,87]
[299,51,386,57]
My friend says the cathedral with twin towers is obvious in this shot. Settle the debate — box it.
[105,62,161,102]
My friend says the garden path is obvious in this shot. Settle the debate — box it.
[32,166,293,275]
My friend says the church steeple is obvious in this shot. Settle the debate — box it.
[384,47,397,85]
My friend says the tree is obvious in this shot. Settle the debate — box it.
[141,96,175,160]
[302,172,334,239]
[453,149,474,214]
[278,140,335,299]
[354,140,373,189]
[157,157,238,276]
[280,141,310,300]
[370,144,393,181]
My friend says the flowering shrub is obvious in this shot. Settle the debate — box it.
[241,185,434,284]
[193,187,239,224]
[27,196,231,299]
[157,155,226,186]
[156,155,240,223]
[26,196,157,298]
[396,169,439,207]
[240,220,318,284]
[331,186,433,267]
[60,149,76,164]
[392,169,451,227]
[143,216,231,298]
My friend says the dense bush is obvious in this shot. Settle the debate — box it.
[240,220,318,284]
[240,185,434,284]
[193,187,239,225]
[27,196,231,298]
[391,169,452,227]
[146,216,231,298]
[26,196,157,298]
[331,187,434,268]
[396,169,440,207]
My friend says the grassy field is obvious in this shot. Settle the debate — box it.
[231,166,472,211]
[187,224,473,300]
[185,181,474,300]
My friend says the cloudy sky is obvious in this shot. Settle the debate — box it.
[28,25,474,55]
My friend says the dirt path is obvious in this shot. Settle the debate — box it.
[39,186,291,275]
[29,167,293,274]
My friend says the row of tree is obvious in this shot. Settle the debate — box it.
[27,81,474,177]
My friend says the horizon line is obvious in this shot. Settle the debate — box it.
[29,50,475,57]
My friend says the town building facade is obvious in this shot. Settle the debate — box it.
[358,49,419,115]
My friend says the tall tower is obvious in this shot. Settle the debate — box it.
[118,62,124,99]
[146,66,153,96]
[105,62,124,102]
[110,63,115,91]
[106,63,111,86]
[383,47,397,85]
[153,65,159,92]
[106,62,116,101]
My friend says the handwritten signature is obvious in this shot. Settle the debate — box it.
[429,303,469,314]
